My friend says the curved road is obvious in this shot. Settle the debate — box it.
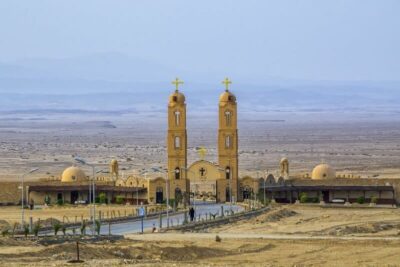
[101,202,244,235]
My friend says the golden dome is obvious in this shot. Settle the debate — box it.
[280,157,289,163]
[61,166,87,182]
[168,90,185,106]
[219,90,236,106]
[311,164,336,180]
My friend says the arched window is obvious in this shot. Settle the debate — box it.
[225,135,231,148]
[225,167,231,180]
[174,136,181,149]
[175,167,180,179]
[225,111,232,126]
[174,110,180,126]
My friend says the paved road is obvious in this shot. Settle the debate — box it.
[100,203,244,235]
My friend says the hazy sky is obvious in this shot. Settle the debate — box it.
[1,0,399,81]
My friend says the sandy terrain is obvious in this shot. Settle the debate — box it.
[211,205,400,237]
[0,116,400,182]
[0,205,399,266]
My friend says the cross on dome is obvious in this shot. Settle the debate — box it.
[172,77,184,91]
[222,77,232,91]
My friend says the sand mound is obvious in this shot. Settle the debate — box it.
[257,208,298,223]
[319,222,400,236]
[13,241,230,262]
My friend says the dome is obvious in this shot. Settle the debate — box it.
[61,166,87,182]
[219,90,236,104]
[168,90,186,106]
[311,164,336,180]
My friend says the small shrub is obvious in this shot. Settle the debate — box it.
[61,224,66,236]
[99,193,107,204]
[44,195,51,205]
[32,222,41,237]
[56,199,63,206]
[357,196,365,204]
[95,220,101,235]
[299,192,308,203]
[80,221,86,235]
[23,224,30,238]
[115,195,124,205]
[53,222,61,236]
[215,235,222,242]
[370,196,378,204]
[1,228,9,237]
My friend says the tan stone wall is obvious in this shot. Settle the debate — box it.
[0,182,21,204]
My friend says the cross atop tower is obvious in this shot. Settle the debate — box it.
[172,77,184,92]
[222,77,232,91]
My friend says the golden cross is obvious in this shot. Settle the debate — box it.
[172,77,184,91]
[197,147,207,160]
[222,77,232,91]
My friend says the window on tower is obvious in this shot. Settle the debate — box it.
[174,136,181,149]
[225,167,231,180]
[225,135,231,148]
[175,167,180,179]
[174,110,180,126]
[225,111,231,126]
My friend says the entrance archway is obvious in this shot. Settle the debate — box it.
[70,191,79,204]
[242,186,252,200]
[225,187,231,202]
[156,187,163,204]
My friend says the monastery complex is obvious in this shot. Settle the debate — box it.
[0,79,399,207]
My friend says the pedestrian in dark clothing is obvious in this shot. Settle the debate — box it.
[189,207,195,222]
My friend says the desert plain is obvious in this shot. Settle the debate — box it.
[0,112,400,266]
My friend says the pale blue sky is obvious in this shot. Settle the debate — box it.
[0,0,399,81]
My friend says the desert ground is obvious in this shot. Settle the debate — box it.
[0,112,400,266]
[0,112,400,181]
[0,205,399,266]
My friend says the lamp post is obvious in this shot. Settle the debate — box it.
[263,170,268,206]
[21,168,39,228]
[74,157,96,235]
[164,172,170,228]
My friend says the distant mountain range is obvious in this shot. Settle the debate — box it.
[0,53,399,113]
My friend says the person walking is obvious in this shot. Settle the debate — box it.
[189,207,195,222]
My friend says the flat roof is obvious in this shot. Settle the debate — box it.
[261,185,394,192]
[28,185,147,193]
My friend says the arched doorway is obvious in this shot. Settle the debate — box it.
[242,186,252,200]
[156,187,163,204]
[225,187,231,202]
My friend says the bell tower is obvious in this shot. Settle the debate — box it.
[217,78,239,203]
[167,78,189,204]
